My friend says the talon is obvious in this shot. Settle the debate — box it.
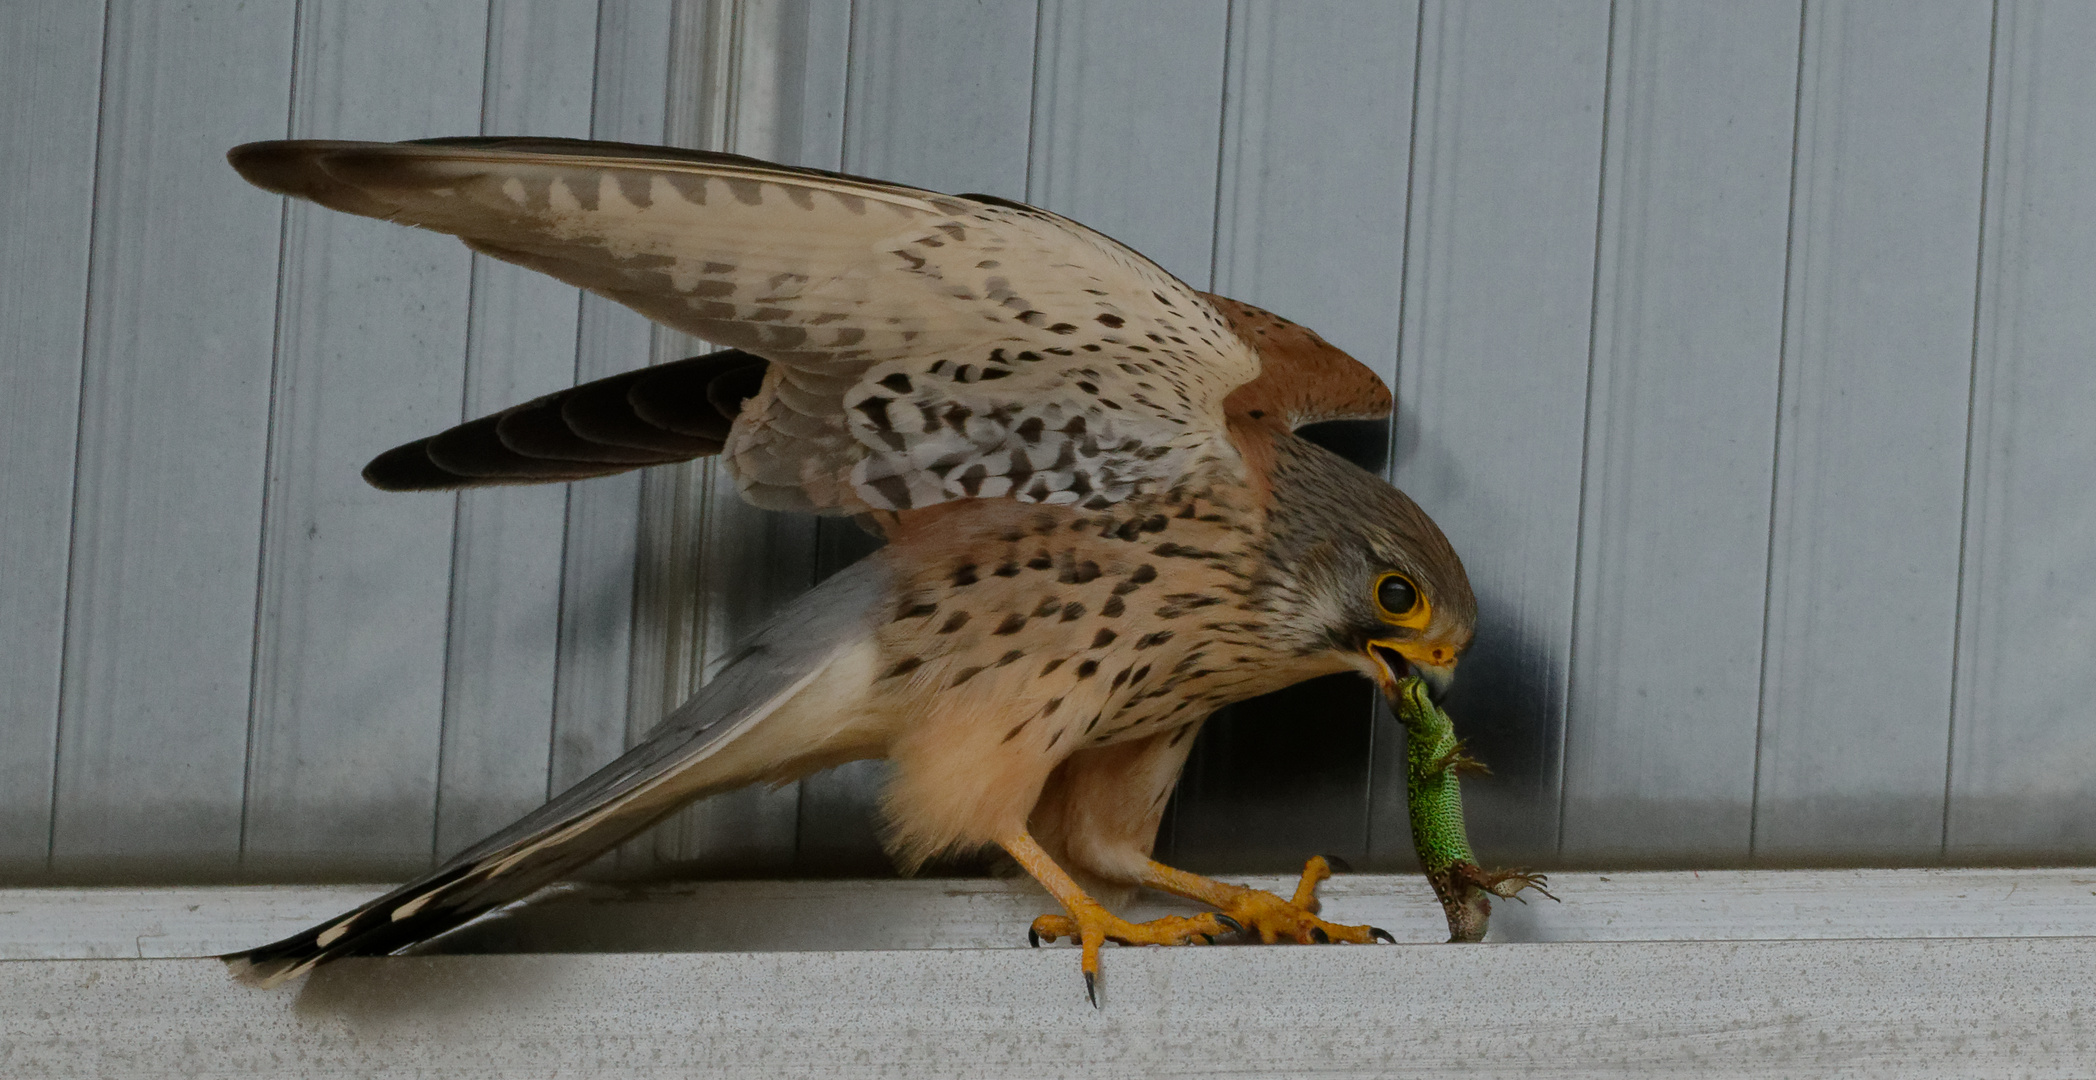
[1029,914,1071,945]
[1204,862,1386,947]
[1324,854,1355,873]
[1200,934,1214,945]
[1084,971,1098,1009]
[1370,926,1395,944]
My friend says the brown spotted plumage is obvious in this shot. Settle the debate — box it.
[219,138,1476,1001]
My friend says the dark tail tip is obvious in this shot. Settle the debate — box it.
[221,946,316,990]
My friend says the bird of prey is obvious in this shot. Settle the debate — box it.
[220,138,1476,1001]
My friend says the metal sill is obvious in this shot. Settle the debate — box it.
[5,869,2093,1077]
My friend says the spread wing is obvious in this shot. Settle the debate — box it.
[356,302,1396,494]
[230,138,1263,513]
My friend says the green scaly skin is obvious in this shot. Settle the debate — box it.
[1393,675,1555,941]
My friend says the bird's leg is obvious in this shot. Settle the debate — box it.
[1139,856,1394,946]
[1001,831,1235,1006]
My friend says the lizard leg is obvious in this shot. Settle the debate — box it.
[1140,856,1394,945]
[1002,830,1234,1007]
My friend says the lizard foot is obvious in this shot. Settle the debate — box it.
[1428,741,1492,777]
[1450,863,1557,903]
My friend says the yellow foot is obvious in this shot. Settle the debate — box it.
[1214,856,1396,945]
[1027,903,1236,1007]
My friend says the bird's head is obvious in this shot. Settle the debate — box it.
[1257,433,1476,703]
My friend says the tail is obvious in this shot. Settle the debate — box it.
[223,556,891,987]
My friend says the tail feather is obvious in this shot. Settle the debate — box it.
[222,556,893,986]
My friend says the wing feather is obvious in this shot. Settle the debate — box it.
[361,350,763,491]
[230,138,1259,513]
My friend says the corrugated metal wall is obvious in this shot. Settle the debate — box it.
[2,0,2091,885]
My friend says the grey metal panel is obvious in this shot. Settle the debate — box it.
[241,1,490,877]
[0,4,103,871]
[1208,0,1416,378]
[543,0,677,800]
[1026,0,1229,286]
[432,0,603,863]
[16,0,2096,884]
[1948,1,2096,860]
[1374,0,1612,868]
[1170,0,1418,874]
[842,0,1040,199]
[1557,1,1801,864]
[1751,1,1992,862]
[47,0,298,880]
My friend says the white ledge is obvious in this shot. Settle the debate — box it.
[3,869,2093,1077]
[5,866,2094,959]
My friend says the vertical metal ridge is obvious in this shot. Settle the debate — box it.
[432,0,504,865]
[1203,0,1239,296]
[1556,0,1618,858]
[1367,0,1431,865]
[546,300,589,804]
[233,0,308,874]
[546,0,613,804]
[1747,0,1812,861]
[1942,0,2004,861]
[837,0,859,168]
[49,0,122,873]
[1390,0,1429,453]
[1021,0,1049,205]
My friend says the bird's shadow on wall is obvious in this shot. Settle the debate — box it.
[1158,418,1565,872]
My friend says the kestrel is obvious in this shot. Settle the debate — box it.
[220,139,1476,1001]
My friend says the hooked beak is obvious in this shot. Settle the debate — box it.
[1366,639,1457,704]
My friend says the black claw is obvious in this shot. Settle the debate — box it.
[1200,934,1215,945]
[1369,926,1396,944]
[1028,927,1041,948]
[1215,914,1245,934]
[1325,854,1355,873]
[1310,926,1329,944]
[1085,971,1099,1009]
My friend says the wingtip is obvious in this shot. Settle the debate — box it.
[226,140,327,196]
[363,440,468,492]
[226,140,413,219]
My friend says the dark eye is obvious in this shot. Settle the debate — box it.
[1375,573,1419,618]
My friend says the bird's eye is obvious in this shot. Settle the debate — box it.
[1374,572,1421,621]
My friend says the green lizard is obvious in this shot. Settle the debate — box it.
[1393,674,1555,941]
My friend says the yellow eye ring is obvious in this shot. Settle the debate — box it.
[1373,571,1432,629]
